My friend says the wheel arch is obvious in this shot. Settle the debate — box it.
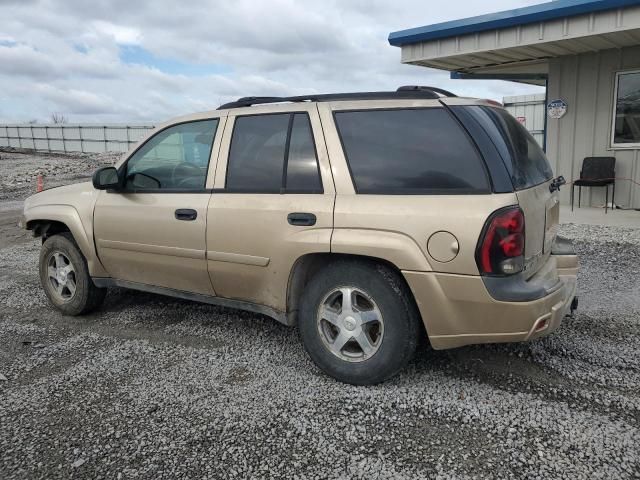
[286,252,423,328]
[24,205,107,277]
[26,219,71,239]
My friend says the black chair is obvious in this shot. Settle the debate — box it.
[571,157,616,213]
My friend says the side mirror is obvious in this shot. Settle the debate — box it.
[92,167,120,190]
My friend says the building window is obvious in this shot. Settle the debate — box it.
[612,70,640,148]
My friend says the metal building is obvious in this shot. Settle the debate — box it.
[389,0,640,209]
[503,93,546,147]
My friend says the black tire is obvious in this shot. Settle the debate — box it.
[298,259,421,385]
[39,233,106,315]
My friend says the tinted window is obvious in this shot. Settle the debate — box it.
[226,113,322,193]
[227,114,289,192]
[286,114,322,192]
[125,119,218,191]
[334,108,489,194]
[468,106,553,190]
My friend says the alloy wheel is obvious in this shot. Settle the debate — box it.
[316,286,384,362]
[46,251,77,302]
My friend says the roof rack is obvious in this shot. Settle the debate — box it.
[217,86,456,109]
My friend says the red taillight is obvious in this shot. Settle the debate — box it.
[477,207,525,275]
[500,233,524,257]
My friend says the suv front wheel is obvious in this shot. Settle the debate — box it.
[299,260,421,385]
[39,233,106,315]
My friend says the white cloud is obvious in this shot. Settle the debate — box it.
[33,84,119,115]
[91,20,142,45]
[0,44,59,79]
[0,0,546,123]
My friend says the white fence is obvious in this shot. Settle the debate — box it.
[0,124,156,154]
[2,101,545,155]
[503,93,546,148]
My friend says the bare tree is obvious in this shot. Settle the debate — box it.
[50,112,67,124]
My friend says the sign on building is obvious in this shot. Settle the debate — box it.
[547,99,568,119]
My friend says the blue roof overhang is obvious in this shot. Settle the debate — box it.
[388,0,640,47]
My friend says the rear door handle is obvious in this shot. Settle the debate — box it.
[287,212,316,226]
[175,208,198,221]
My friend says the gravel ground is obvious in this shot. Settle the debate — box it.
[0,148,120,201]
[1,151,639,479]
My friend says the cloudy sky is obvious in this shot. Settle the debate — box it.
[0,0,546,124]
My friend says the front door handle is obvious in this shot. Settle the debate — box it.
[175,208,198,221]
[287,212,316,226]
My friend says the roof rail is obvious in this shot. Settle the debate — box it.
[217,87,455,109]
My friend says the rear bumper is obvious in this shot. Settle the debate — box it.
[403,250,578,350]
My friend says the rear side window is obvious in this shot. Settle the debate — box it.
[226,114,288,192]
[334,108,490,194]
[286,114,322,192]
[226,113,322,193]
[466,106,553,190]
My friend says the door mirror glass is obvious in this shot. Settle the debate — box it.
[92,167,120,190]
[128,172,161,189]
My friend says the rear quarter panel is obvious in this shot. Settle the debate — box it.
[318,101,518,274]
[331,195,517,274]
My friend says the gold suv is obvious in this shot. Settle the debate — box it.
[22,87,578,385]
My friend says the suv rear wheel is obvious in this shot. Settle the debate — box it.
[39,233,106,315]
[299,260,420,385]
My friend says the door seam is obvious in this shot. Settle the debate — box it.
[315,103,337,253]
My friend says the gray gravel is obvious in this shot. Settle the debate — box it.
[1,152,639,479]
[0,148,120,201]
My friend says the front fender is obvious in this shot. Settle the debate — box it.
[24,204,108,277]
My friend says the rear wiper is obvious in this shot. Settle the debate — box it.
[549,176,566,192]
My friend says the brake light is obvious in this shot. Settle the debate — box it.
[476,206,525,275]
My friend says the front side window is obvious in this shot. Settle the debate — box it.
[612,70,640,147]
[334,108,490,194]
[226,113,322,193]
[125,119,218,191]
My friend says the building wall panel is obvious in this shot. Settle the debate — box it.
[547,45,640,208]
[503,93,546,148]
